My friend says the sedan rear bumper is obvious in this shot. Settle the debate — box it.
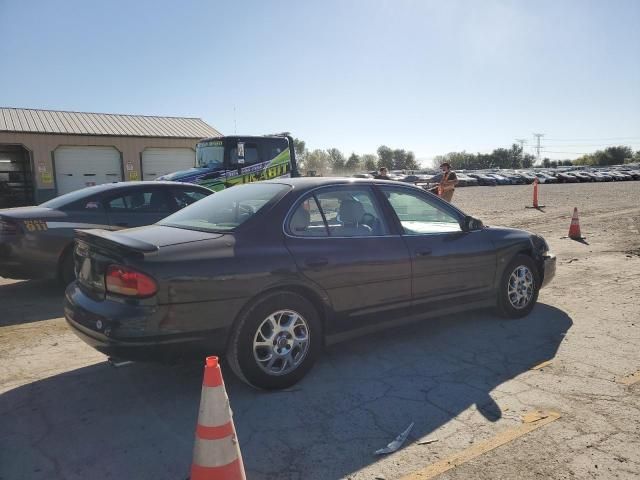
[0,236,58,280]
[64,282,229,361]
[541,254,556,288]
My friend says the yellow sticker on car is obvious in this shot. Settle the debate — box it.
[23,220,48,232]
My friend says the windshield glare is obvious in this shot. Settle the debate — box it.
[196,141,225,169]
[159,183,289,232]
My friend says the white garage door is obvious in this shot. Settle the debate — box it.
[141,148,195,180]
[54,146,122,195]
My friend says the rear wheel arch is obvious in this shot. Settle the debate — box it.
[227,284,330,351]
[225,287,326,389]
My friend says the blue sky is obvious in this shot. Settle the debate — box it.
[1,0,639,163]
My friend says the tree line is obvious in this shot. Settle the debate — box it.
[294,139,419,175]
[433,144,639,170]
[294,138,640,174]
[573,146,639,166]
[432,144,537,170]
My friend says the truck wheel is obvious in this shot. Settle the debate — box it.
[227,291,321,390]
[496,254,540,319]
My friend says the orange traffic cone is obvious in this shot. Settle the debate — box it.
[568,207,583,240]
[190,357,246,480]
[525,178,545,209]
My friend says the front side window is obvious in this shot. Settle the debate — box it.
[288,187,389,237]
[261,138,289,161]
[380,187,461,234]
[160,183,289,232]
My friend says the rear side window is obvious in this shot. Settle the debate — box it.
[288,187,389,237]
[60,196,103,211]
[106,189,171,213]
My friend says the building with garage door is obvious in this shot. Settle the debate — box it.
[0,107,221,206]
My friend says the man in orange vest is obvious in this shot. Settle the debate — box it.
[437,162,458,202]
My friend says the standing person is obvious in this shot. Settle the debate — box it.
[438,162,458,202]
[374,167,391,180]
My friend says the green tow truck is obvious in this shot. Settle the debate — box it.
[157,133,300,190]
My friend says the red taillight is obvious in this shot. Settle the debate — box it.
[105,265,157,298]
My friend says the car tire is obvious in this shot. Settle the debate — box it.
[226,291,322,390]
[496,254,540,319]
[59,248,75,286]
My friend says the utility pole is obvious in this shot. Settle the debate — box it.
[533,133,544,164]
[515,138,527,166]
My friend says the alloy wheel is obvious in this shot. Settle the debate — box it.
[507,265,535,310]
[252,310,310,376]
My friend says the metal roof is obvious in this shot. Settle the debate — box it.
[0,107,221,139]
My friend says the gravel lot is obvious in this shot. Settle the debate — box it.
[1,181,639,480]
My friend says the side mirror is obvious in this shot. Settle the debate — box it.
[463,215,484,231]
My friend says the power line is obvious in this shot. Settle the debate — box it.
[544,136,640,142]
[539,142,640,148]
[541,151,593,155]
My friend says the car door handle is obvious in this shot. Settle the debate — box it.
[304,257,329,268]
[415,249,432,257]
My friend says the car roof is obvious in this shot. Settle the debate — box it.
[261,177,426,192]
[68,181,209,194]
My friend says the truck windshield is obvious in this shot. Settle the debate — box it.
[196,141,225,169]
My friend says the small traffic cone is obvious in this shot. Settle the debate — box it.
[568,207,584,240]
[190,356,246,480]
[525,178,545,209]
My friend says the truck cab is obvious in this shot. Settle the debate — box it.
[156,134,299,191]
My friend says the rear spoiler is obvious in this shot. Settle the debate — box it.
[74,229,159,254]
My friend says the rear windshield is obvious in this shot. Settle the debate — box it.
[40,186,104,208]
[159,183,289,232]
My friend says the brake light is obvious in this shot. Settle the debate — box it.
[0,218,20,234]
[105,265,157,297]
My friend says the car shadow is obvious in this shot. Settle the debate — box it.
[0,278,64,327]
[0,303,571,480]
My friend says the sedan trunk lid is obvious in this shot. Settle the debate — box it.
[74,226,223,298]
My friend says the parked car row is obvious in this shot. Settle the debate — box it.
[356,165,640,187]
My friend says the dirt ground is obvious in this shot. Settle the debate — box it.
[1,181,639,480]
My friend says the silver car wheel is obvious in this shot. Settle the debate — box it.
[507,265,535,310]
[253,310,310,376]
